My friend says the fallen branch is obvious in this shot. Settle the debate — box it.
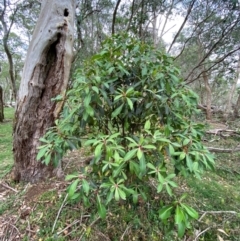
[206,129,240,136]
[0,182,18,193]
[207,146,240,153]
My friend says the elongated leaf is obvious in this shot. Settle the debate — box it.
[159,205,173,220]
[37,146,49,161]
[112,104,123,118]
[97,195,107,219]
[147,162,156,170]
[115,189,120,201]
[181,204,198,219]
[95,143,103,157]
[144,120,151,130]
[124,149,137,161]
[169,144,175,156]
[118,188,126,200]
[65,174,79,181]
[84,94,91,107]
[126,98,133,110]
[68,179,79,198]
[82,179,90,196]
[177,222,186,238]
[92,86,99,94]
[175,205,184,224]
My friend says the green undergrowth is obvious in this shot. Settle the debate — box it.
[0,107,14,178]
[0,108,240,240]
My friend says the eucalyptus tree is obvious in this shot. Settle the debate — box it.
[173,0,240,120]
[12,0,75,183]
[0,0,19,100]
[0,0,40,102]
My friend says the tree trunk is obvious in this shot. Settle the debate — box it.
[0,86,4,122]
[0,0,18,100]
[13,0,75,183]
[225,54,240,119]
[203,70,212,120]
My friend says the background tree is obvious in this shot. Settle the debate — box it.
[0,85,4,122]
[12,0,75,183]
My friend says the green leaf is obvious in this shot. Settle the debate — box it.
[166,183,173,196]
[147,162,156,170]
[179,152,186,161]
[137,149,143,160]
[95,143,103,157]
[124,149,137,161]
[112,104,124,118]
[133,192,138,204]
[37,146,48,161]
[159,205,173,220]
[86,105,94,117]
[97,195,107,219]
[177,222,186,238]
[142,66,147,76]
[181,204,199,219]
[68,179,79,198]
[186,155,193,172]
[65,174,79,181]
[157,183,163,193]
[144,120,151,130]
[126,98,133,110]
[92,86,99,94]
[115,189,120,201]
[169,144,175,156]
[183,138,190,146]
[143,145,156,150]
[84,94,91,107]
[82,179,90,196]
[118,188,126,200]
[175,205,184,224]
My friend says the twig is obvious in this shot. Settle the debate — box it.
[0,182,18,193]
[57,220,80,235]
[195,210,238,240]
[207,146,240,153]
[120,225,132,240]
[52,193,68,233]
[78,216,101,241]
[200,210,237,216]
[194,226,212,241]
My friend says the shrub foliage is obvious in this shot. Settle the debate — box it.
[38,34,214,237]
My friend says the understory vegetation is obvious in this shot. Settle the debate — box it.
[0,109,240,240]
[0,35,240,240]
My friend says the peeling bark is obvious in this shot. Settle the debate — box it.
[13,0,75,183]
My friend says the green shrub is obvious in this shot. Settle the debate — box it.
[39,33,214,238]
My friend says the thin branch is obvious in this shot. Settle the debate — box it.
[186,45,240,84]
[0,182,18,193]
[185,17,240,83]
[167,0,196,53]
[112,0,122,35]
[207,146,240,153]
[52,193,68,233]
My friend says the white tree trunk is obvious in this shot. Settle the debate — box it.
[13,0,75,183]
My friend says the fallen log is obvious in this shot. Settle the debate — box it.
[207,146,240,153]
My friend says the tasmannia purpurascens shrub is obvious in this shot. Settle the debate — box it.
[38,34,214,237]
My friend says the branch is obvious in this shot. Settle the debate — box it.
[185,16,240,83]
[207,146,240,153]
[186,45,240,84]
[112,0,122,35]
[167,0,196,53]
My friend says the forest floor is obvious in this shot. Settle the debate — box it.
[0,108,240,241]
